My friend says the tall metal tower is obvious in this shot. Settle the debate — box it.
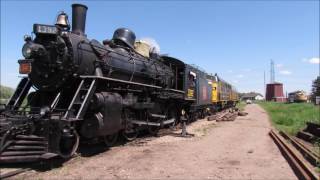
[270,59,275,83]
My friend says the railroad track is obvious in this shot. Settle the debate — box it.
[280,131,319,167]
[0,167,32,179]
[0,160,53,179]
[269,130,318,180]
[0,155,73,179]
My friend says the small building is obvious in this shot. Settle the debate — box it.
[241,92,264,101]
[266,82,286,102]
[316,96,320,105]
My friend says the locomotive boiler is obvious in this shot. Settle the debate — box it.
[0,4,182,163]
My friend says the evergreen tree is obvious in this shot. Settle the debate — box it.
[311,76,320,103]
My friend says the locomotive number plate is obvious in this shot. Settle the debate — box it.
[33,24,57,35]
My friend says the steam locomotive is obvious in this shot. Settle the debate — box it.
[0,4,238,163]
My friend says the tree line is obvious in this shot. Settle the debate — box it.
[311,76,320,104]
[0,85,14,104]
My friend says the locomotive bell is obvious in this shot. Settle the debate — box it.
[56,11,70,30]
[112,28,136,49]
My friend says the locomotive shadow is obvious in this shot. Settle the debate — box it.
[0,144,113,173]
[0,127,192,173]
[77,131,154,157]
[77,142,113,157]
[77,129,186,157]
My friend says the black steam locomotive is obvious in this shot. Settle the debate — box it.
[0,4,237,163]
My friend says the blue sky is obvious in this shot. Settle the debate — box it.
[1,1,319,95]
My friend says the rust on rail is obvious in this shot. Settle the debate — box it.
[279,131,319,167]
[269,130,318,180]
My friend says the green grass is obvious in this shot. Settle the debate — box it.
[258,101,320,135]
[236,101,247,111]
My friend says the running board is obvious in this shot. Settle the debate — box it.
[163,118,175,125]
[150,113,166,119]
[131,120,160,126]
[131,118,175,126]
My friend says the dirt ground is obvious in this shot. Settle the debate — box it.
[12,104,297,179]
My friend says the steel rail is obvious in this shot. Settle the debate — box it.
[269,130,318,180]
[0,167,31,179]
[279,131,319,167]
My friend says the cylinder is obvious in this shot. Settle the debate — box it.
[71,4,88,36]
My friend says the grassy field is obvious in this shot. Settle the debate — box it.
[258,101,320,135]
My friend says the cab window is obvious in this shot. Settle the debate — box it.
[188,73,196,88]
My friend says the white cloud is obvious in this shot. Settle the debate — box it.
[302,57,319,64]
[236,74,244,78]
[308,57,319,64]
[232,80,239,84]
[227,70,233,73]
[279,70,292,75]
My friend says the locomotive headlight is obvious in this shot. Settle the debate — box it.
[22,43,32,59]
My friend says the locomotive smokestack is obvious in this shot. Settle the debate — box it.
[71,4,88,36]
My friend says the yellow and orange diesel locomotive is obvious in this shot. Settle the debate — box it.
[209,74,239,110]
